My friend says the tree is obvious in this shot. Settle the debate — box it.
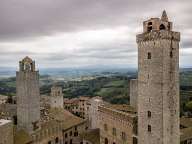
[186,101,192,111]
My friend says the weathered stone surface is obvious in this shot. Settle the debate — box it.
[137,12,180,144]
[130,79,138,110]
[16,57,40,133]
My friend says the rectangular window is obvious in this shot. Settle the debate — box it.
[121,132,126,140]
[148,125,151,132]
[65,133,68,138]
[112,128,116,136]
[148,111,151,118]
[148,52,151,59]
[170,51,173,58]
[104,124,108,131]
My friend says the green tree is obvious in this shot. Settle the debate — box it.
[186,101,192,111]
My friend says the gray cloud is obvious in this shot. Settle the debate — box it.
[1,0,189,40]
[0,0,191,68]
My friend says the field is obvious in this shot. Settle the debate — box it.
[0,69,192,113]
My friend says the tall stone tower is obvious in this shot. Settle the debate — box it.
[50,86,63,108]
[16,56,40,133]
[137,11,180,144]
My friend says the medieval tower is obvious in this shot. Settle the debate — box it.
[137,11,180,144]
[16,56,40,133]
[50,86,63,108]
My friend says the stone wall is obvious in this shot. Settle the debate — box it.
[130,79,138,110]
[98,106,136,144]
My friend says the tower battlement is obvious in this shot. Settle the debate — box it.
[137,31,180,42]
[143,10,172,33]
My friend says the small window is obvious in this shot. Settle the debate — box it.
[147,26,153,32]
[160,24,166,30]
[104,124,108,131]
[112,128,116,136]
[65,133,68,138]
[55,137,59,143]
[170,51,173,58]
[70,139,72,144]
[148,22,152,25]
[122,132,126,140]
[48,141,51,144]
[74,132,78,137]
[105,138,108,144]
[148,111,151,118]
[133,137,138,144]
[148,52,151,59]
[148,125,151,132]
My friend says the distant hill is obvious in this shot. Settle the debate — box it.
[0,68,192,113]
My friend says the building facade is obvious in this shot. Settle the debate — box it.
[137,11,180,144]
[88,97,103,129]
[98,104,137,144]
[16,56,41,133]
[64,96,90,119]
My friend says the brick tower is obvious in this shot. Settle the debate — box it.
[16,56,40,133]
[137,11,180,144]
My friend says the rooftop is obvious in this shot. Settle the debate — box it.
[105,104,136,114]
[180,127,192,142]
[80,129,100,144]
[180,117,192,128]
[41,108,85,130]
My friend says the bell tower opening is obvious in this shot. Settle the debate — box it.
[147,22,153,32]
[159,24,166,30]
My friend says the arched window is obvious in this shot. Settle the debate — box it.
[55,137,59,143]
[105,138,108,144]
[148,111,151,118]
[159,24,166,30]
[147,22,153,32]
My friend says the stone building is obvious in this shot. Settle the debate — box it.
[50,86,63,108]
[88,97,104,129]
[129,79,138,110]
[16,56,41,133]
[98,104,137,144]
[137,11,180,144]
[0,119,13,144]
[64,96,91,119]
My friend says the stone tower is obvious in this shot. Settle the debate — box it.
[50,86,63,108]
[16,56,40,133]
[136,11,180,144]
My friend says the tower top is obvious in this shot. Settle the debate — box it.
[161,10,168,21]
[22,56,33,63]
[142,11,172,33]
[19,56,36,72]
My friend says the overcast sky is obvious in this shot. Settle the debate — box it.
[0,0,192,69]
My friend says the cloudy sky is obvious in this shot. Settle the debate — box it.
[0,0,192,69]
